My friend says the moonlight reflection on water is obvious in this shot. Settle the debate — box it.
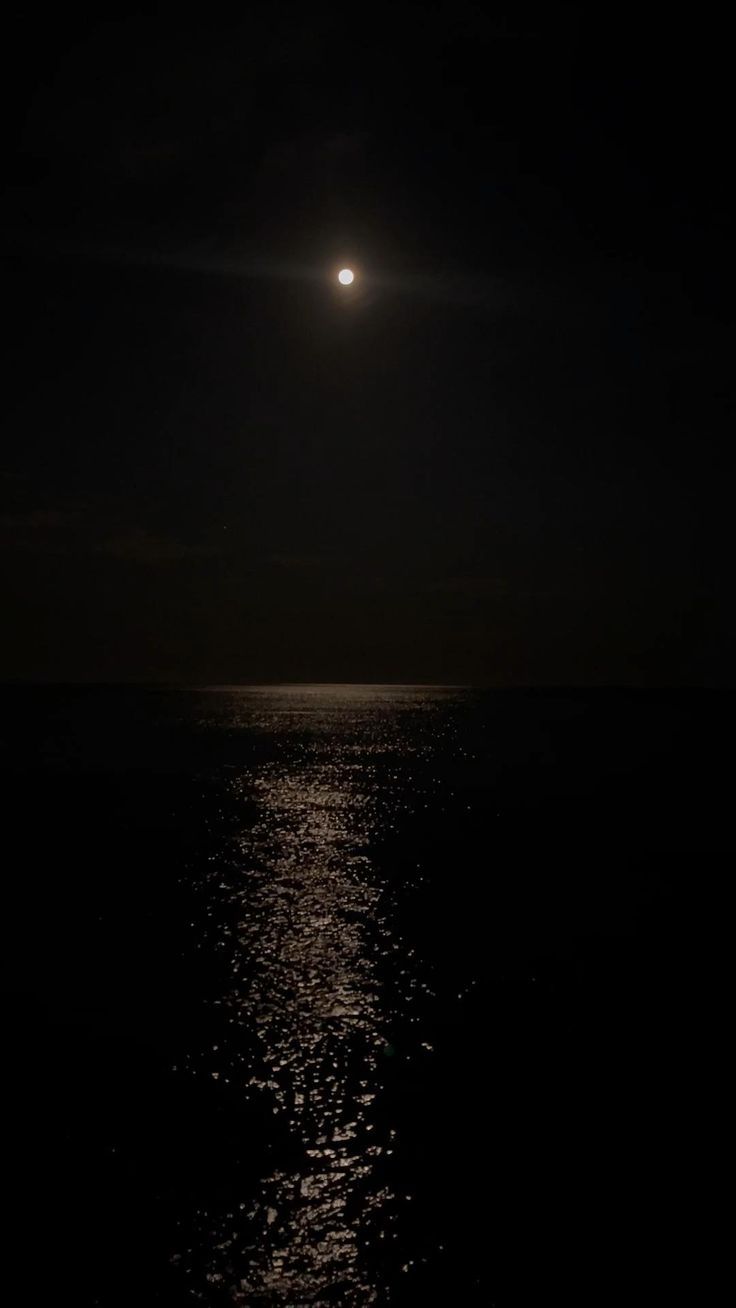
[177,687,453,1303]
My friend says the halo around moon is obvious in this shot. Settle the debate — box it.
[338,268,354,285]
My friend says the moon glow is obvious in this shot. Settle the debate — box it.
[338,268,354,285]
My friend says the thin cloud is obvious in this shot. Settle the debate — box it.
[0,509,78,530]
[429,576,510,597]
[99,527,218,564]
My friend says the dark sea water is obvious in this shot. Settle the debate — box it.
[1,686,730,1305]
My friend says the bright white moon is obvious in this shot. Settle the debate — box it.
[338,268,354,285]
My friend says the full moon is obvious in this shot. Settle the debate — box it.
[338,268,354,285]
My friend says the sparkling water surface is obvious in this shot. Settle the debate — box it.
[174,686,462,1303]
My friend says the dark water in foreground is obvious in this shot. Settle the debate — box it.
[1,686,730,1304]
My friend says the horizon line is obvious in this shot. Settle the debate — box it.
[0,679,729,692]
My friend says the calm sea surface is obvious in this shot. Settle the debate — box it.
[1,685,729,1304]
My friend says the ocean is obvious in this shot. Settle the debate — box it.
[1,685,729,1305]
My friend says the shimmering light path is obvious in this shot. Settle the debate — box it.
[175,686,457,1303]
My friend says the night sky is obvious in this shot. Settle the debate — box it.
[2,2,733,685]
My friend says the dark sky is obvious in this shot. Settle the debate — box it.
[2,2,733,684]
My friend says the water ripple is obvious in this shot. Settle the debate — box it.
[175,687,461,1304]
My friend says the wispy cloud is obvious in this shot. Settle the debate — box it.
[0,508,78,530]
[428,576,510,597]
[99,527,218,564]
[269,553,331,572]
[1,510,218,565]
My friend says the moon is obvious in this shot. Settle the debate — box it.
[338,268,354,285]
